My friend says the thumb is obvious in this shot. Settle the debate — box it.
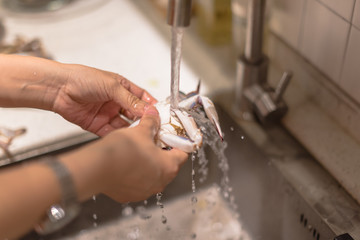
[138,105,160,138]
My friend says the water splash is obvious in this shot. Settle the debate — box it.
[197,147,209,184]
[190,109,238,215]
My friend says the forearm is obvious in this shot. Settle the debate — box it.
[0,54,67,110]
[0,144,105,239]
[0,162,61,239]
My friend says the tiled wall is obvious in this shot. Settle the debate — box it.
[270,0,360,103]
[268,0,360,204]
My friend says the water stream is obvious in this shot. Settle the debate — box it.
[170,26,184,108]
[92,195,98,228]
[190,110,238,215]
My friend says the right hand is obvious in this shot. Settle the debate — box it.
[101,105,188,202]
[61,105,188,203]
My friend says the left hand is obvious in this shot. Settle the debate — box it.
[52,64,157,136]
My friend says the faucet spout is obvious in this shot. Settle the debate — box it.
[167,0,192,27]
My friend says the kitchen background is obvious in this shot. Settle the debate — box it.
[267,0,360,205]
[0,0,359,209]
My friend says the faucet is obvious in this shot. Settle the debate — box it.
[234,0,292,124]
[167,0,192,27]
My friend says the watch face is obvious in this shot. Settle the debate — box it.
[49,205,66,221]
[34,157,81,235]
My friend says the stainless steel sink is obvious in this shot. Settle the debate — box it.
[20,102,359,240]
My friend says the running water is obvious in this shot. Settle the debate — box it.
[92,195,98,228]
[170,27,184,108]
[190,152,198,215]
[190,110,238,215]
[156,192,168,226]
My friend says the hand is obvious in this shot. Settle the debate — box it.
[61,105,188,202]
[101,105,188,202]
[52,64,157,136]
[0,55,155,136]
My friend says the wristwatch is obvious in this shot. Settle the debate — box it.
[35,156,81,235]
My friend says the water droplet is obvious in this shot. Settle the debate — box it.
[230,126,234,131]
[92,195,97,201]
[93,214,98,220]
[122,206,134,217]
[136,206,152,220]
[191,196,198,204]
[143,200,148,205]
[241,135,245,140]
[161,215,167,224]
[127,227,140,240]
[156,192,163,200]
[93,222,98,228]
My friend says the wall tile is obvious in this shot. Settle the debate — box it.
[317,0,355,22]
[353,0,360,29]
[299,0,350,83]
[340,26,360,103]
[269,0,305,49]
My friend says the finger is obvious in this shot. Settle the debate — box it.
[164,148,188,166]
[92,116,129,136]
[137,105,160,138]
[110,115,130,129]
[85,102,119,133]
[115,74,157,104]
[120,109,136,122]
[141,91,157,105]
[95,124,116,137]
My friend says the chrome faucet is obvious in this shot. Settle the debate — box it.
[234,0,292,124]
[167,0,192,27]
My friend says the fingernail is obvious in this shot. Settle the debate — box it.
[144,105,159,116]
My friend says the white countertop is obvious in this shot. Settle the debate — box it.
[0,0,204,162]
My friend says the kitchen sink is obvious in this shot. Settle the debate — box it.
[20,100,359,240]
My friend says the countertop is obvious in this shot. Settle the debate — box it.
[0,0,203,163]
